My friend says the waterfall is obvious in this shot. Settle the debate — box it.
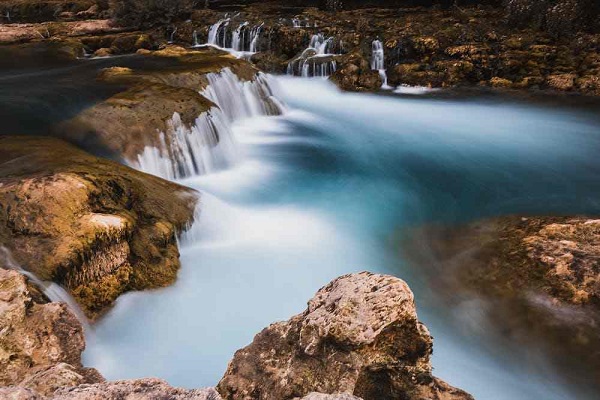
[136,109,236,180]
[371,40,390,89]
[135,68,284,180]
[207,19,262,53]
[192,30,199,47]
[169,27,178,44]
[0,246,91,331]
[287,34,338,77]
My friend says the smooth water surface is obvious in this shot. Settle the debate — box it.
[84,77,600,399]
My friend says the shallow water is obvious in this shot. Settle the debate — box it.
[82,77,600,399]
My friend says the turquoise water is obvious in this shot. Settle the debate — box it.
[85,77,600,399]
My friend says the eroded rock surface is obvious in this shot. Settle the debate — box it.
[217,271,472,400]
[0,136,197,319]
[0,269,101,390]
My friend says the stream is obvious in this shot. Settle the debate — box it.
[81,76,600,399]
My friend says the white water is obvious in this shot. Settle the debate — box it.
[207,19,263,54]
[371,39,390,89]
[287,34,338,77]
[86,77,600,399]
[135,68,283,180]
[0,246,91,332]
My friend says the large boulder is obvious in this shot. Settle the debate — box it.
[0,136,197,319]
[217,272,472,400]
[0,269,101,389]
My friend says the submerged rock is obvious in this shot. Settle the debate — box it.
[0,136,197,319]
[217,271,472,400]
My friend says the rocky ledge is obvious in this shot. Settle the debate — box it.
[0,270,472,399]
[407,215,600,393]
[0,136,197,319]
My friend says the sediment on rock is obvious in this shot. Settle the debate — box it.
[0,136,198,319]
[217,271,473,400]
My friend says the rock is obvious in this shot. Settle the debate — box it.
[0,269,100,387]
[405,215,600,393]
[547,73,577,91]
[489,77,514,88]
[297,394,363,400]
[92,47,111,57]
[19,364,89,397]
[217,272,472,400]
[0,386,45,400]
[52,379,221,400]
[56,45,258,165]
[0,136,197,319]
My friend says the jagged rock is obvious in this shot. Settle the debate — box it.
[217,272,472,400]
[0,269,101,388]
[0,386,45,400]
[0,136,197,319]
[52,379,221,400]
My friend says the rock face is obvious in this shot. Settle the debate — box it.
[56,45,268,169]
[0,269,101,391]
[0,136,197,319]
[217,272,472,400]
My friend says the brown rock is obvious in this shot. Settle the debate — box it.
[217,272,472,400]
[0,269,98,387]
[52,378,221,400]
[297,394,363,400]
[0,136,197,319]
[547,73,577,91]
[92,47,111,57]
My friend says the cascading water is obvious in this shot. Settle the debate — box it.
[207,19,263,53]
[371,39,390,89]
[0,246,91,331]
[287,33,338,77]
[135,68,284,180]
[192,30,199,47]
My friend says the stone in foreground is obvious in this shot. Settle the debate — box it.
[217,271,472,400]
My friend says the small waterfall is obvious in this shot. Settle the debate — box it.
[292,18,314,28]
[136,68,284,180]
[201,68,285,121]
[287,34,338,77]
[0,246,91,331]
[169,27,178,44]
[207,19,262,53]
[137,109,236,180]
[371,40,390,89]
[192,30,199,47]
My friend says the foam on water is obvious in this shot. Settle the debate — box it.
[86,76,600,399]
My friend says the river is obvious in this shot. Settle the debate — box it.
[81,76,600,399]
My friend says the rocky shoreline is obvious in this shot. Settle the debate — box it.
[0,269,473,399]
[1,1,600,399]
[0,1,598,95]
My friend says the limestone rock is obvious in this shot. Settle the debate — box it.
[0,136,197,319]
[52,379,221,400]
[217,272,472,400]
[0,269,98,387]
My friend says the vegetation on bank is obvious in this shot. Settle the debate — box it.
[1,0,598,36]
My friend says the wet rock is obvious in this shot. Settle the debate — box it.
[406,215,600,393]
[56,45,257,165]
[0,136,197,319]
[0,269,100,387]
[547,73,577,91]
[217,272,472,400]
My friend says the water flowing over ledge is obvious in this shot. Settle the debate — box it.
[135,68,285,180]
